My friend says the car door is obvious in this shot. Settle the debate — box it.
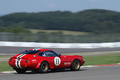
[44,51,62,68]
[44,51,72,68]
[37,50,62,69]
[38,50,71,69]
[60,55,72,68]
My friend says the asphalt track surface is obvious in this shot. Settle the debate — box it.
[0,47,120,80]
[0,66,120,80]
[0,46,120,54]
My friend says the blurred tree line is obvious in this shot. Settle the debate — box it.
[0,9,120,33]
[0,27,31,33]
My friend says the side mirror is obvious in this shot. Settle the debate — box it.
[58,54,61,57]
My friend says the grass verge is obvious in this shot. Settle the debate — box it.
[0,54,120,72]
[83,54,120,66]
[0,61,13,72]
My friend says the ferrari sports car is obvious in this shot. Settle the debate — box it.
[8,48,85,73]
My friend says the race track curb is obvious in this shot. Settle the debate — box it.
[1,63,120,74]
[82,63,120,68]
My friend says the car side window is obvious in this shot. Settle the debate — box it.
[45,51,58,57]
[38,52,47,57]
[38,51,58,57]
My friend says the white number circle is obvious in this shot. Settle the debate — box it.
[54,57,61,66]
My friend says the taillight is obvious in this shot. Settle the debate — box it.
[9,59,12,62]
[25,59,30,63]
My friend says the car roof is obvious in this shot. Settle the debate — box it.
[28,48,52,52]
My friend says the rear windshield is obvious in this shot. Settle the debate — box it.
[20,50,40,54]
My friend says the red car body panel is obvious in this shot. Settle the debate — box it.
[8,49,85,70]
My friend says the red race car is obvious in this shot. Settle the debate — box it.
[8,48,85,73]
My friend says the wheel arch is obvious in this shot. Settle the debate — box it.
[35,60,49,69]
[71,58,81,66]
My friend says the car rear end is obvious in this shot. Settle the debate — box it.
[8,50,40,70]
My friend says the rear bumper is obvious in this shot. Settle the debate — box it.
[8,59,37,69]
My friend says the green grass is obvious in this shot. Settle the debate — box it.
[0,56,13,72]
[83,54,120,66]
[0,54,120,72]
[0,61,13,72]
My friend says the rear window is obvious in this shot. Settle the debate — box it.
[20,50,40,54]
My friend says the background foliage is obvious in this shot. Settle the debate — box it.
[0,9,120,33]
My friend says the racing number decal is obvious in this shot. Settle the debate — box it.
[54,57,61,66]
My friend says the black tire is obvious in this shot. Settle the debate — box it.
[15,69,26,74]
[70,59,81,71]
[39,61,49,73]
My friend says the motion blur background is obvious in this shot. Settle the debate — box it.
[0,1,120,80]
[0,0,120,43]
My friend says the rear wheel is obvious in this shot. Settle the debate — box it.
[39,61,49,73]
[70,59,81,71]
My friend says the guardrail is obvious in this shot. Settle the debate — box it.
[0,32,120,43]
[0,41,120,48]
